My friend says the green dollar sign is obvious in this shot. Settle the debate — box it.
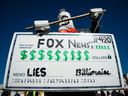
[63,50,68,61]
[55,50,61,61]
[38,50,45,60]
[84,50,89,60]
[47,50,53,60]
[71,50,75,60]
[107,46,110,50]
[20,50,27,60]
[30,50,36,60]
[76,50,81,60]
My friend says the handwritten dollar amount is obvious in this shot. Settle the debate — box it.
[20,49,89,61]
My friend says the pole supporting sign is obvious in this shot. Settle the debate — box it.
[4,32,124,91]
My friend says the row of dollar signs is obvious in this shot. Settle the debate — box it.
[20,50,27,60]
[20,50,54,61]
[20,49,89,61]
[70,50,89,61]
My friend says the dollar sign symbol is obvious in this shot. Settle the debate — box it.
[30,50,36,60]
[63,50,68,61]
[20,50,27,60]
[47,50,53,60]
[76,50,81,60]
[55,50,61,61]
[38,50,45,60]
[84,50,89,60]
[71,50,75,60]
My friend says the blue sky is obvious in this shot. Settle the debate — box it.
[0,0,128,84]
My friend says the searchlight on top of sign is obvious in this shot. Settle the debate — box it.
[4,32,124,91]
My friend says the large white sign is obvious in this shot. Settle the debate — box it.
[4,32,124,91]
